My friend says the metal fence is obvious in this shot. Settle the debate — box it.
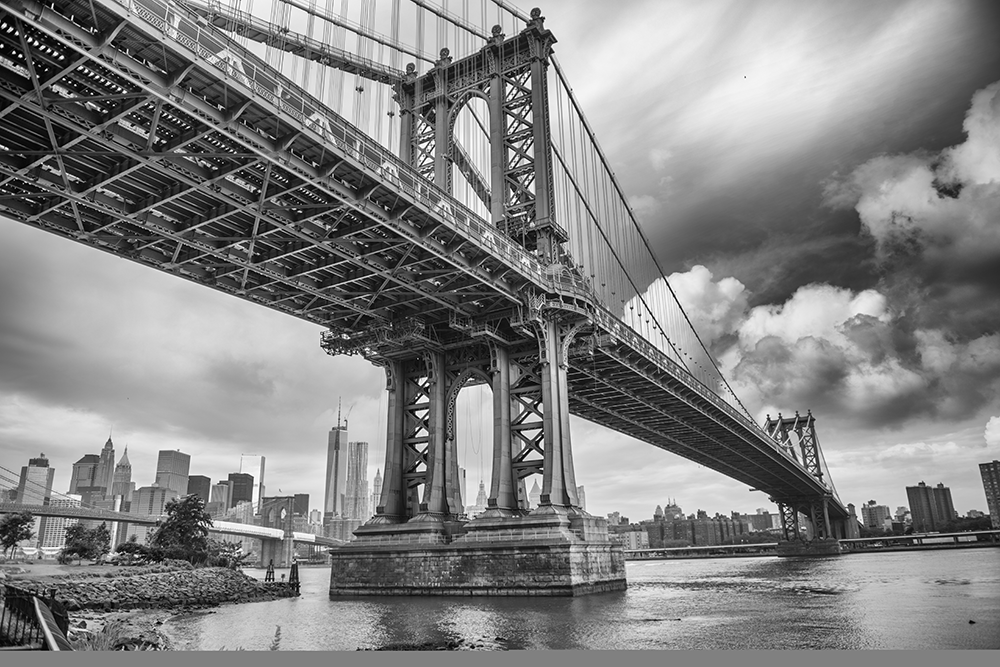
[0,584,72,651]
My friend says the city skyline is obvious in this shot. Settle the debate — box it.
[2,1,1000,523]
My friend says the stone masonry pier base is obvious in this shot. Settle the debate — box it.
[329,514,627,596]
[776,538,844,557]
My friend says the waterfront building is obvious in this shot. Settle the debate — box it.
[861,501,893,530]
[16,453,55,548]
[980,460,1000,529]
[663,499,685,520]
[187,475,212,502]
[227,473,254,509]
[750,508,773,532]
[645,515,752,548]
[344,441,369,521]
[154,450,190,497]
[906,482,956,533]
[39,494,82,549]
[324,423,348,523]
[110,447,133,502]
[608,523,649,550]
[239,454,266,514]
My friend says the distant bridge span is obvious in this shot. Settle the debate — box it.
[0,502,343,548]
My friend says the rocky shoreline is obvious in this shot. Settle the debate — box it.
[3,564,298,650]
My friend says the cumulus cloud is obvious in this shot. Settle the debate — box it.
[823,79,1000,337]
[986,416,1000,447]
[666,265,748,348]
[656,264,1000,428]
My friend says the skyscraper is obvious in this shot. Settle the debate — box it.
[370,469,383,517]
[128,485,176,543]
[906,481,956,533]
[16,453,55,549]
[227,472,254,508]
[324,423,348,522]
[980,460,1000,529]
[110,447,133,502]
[187,475,212,502]
[207,480,231,516]
[40,495,82,549]
[239,454,266,514]
[94,436,116,497]
[577,485,587,512]
[155,450,190,496]
[344,441,368,520]
[68,454,102,505]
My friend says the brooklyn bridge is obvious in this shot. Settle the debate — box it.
[0,0,856,595]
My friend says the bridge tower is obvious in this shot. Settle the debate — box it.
[764,411,852,555]
[322,9,625,595]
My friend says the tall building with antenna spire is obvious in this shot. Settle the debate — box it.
[323,399,349,525]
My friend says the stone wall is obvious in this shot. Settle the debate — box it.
[14,567,298,611]
[330,541,627,596]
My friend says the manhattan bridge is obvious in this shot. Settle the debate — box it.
[0,0,854,594]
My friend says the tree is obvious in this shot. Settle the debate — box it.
[0,512,35,559]
[149,494,213,564]
[61,523,112,564]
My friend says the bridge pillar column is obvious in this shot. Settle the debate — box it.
[366,360,408,525]
[537,316,582,513]
[479,344,519,517]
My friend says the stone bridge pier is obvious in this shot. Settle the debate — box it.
[258,497,297,568]
[323,309,626,596]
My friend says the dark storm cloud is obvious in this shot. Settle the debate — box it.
[554,0,1000,308]
[657,78,1000,432]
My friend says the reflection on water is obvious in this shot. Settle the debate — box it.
[167,548,1000,650]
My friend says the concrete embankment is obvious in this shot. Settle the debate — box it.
[11,565,299,612]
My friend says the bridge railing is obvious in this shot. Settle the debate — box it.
[0,585,72,651]
[105,0,551,293]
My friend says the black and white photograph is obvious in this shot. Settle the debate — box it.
[1,0,998,654]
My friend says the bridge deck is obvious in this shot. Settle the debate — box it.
[0,0,843,517]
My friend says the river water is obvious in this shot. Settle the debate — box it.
[165,548,1000,650]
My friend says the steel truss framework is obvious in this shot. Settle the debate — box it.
[0,0,848,539]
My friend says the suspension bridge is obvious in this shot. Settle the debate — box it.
[0,0,853,594]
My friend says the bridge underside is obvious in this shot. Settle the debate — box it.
[0,0,850,593]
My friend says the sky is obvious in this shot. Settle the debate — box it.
[2,0,1000,524]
